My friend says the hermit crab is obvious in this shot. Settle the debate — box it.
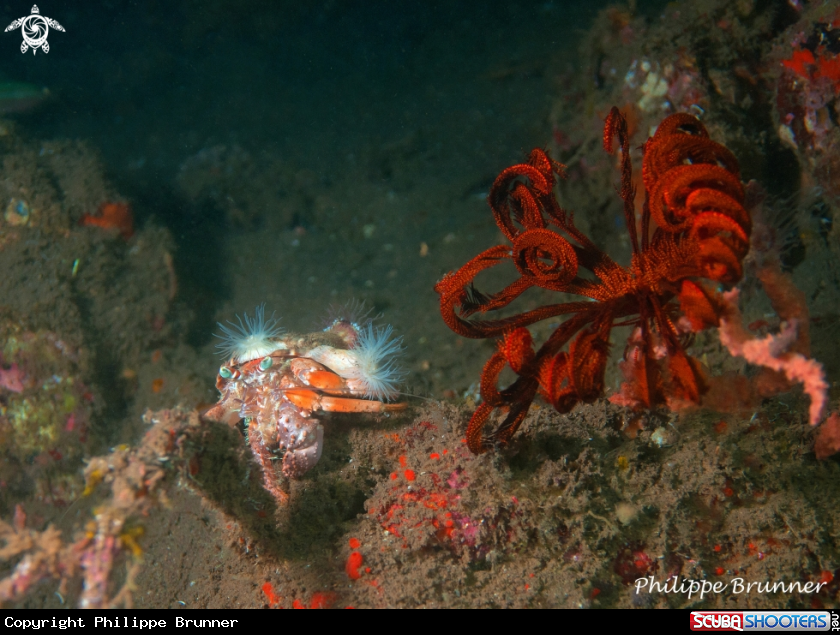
[203,305,406,504]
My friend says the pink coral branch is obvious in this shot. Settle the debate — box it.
[718,289,828,425]
[815,412,840,460]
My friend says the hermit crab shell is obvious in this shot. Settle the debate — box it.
[306,345,357,376]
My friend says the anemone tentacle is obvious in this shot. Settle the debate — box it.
[346,323,407,402]
[214,304,284,363]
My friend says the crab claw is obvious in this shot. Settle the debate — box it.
[290,358,347,391]
[282,424,324,478]
[282,388,322,411]
[201,401,242,426]
[283,388,406,413]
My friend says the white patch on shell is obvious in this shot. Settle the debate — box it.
[306,345,358,374]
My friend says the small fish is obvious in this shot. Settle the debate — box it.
[0,82,50,114]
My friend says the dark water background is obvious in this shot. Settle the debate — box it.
[0,0,665,370]
[12,0,614,170]
[3,0,665,328]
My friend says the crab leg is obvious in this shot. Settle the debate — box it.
[283,388,407,413]
[247,420,289,504]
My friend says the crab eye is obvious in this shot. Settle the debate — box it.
[219,366,233,379]
[259,356,273,370]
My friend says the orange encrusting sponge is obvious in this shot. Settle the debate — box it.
[80,202,135,240]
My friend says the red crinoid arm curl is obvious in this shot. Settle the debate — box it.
[511,228,579,291]
[435,245,515,338]
[466,311,593,453]
[478,351,508,407]
[488,389,538,449]
[666,347,707,404]
[490,149,562,241]
[436,191,591,338]
[604,106,639,255]
[649,165,744,234]
[465,402,496,454]
[436,148,580,338]
[567,312,613,402]
[436,251,593,339]
[642,116,748,245]
[466,389,538,455]
[503,327,536,374]
[640,110,750,323]
[466,300,596,334]
[467,351,537,453]
[489,147,607,268]
[539,352,576,412]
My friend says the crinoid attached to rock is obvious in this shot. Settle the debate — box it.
[436,107,754,453]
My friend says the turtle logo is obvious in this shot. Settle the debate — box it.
[5,5,64,54]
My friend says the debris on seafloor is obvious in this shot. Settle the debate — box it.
[0,408,204,608]
[0,318,93,506]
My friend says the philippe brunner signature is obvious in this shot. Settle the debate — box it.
[634,575,829,600]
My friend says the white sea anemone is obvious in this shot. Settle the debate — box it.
[346,323,406,402]
[214,304,284,363]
